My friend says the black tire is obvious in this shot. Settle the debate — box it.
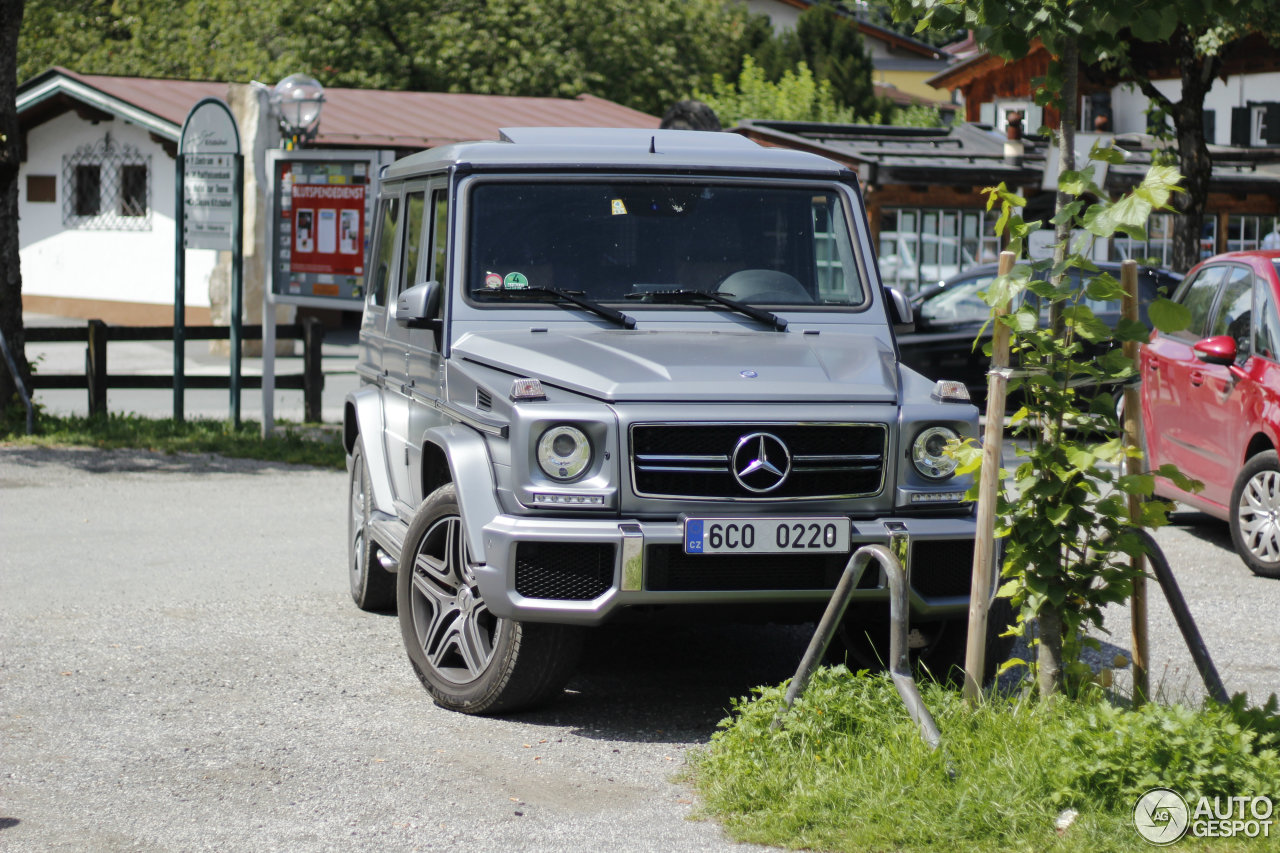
[916,597,1016,684]
[348,442,395,611]
[833,598,1015,686]
[397,484,584,714]
[1229,450,1280,579]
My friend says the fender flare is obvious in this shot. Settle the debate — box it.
[344,387,396,516]
[421,423,501,563]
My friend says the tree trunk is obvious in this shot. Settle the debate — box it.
[1036,607,1064,698]
[1143,26,1218,274]
[1170,51,1216,274]
[0,0,29,411]
[1050,38,1079,296]
[1038,37,1079,699]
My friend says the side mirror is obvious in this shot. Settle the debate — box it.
[1194,334,1237,366]
[395,280,442,329]
[884,286,915,335]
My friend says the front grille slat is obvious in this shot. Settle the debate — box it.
[630,423,887,500]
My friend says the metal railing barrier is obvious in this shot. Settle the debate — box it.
[776,542,942,750]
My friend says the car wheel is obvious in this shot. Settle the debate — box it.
[349,441,395,611]
[1230,450,1280,579]
[397,484,584,713]
[834,598,1014,686]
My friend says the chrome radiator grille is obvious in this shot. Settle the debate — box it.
[630,423,887,500]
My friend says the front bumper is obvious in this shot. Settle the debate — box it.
[473,513,980,626]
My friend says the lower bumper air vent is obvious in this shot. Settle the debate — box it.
[515,542,615,601]
[910,539,975,598]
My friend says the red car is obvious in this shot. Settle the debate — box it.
[1141,250,1280,578]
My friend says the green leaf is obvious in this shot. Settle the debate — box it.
[1156,463,1203,493]
[1119,473,1156,496]
[1148,298,1192,334]
[1116,317,1152,343]
[1084,274,1126,302]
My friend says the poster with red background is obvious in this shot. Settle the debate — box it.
[288,182,366,275]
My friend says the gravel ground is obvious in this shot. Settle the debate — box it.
[2,446,1278,851]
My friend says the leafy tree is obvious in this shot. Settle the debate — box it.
[287,0,751,116]
[749,1,892,121]
[1,0,27,413]
[954,157,1197,699]
[18,0,299,82]
[890,0,1280,697]
[695,56,862,127]
[897,0,1280,273]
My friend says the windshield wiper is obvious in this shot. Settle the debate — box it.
[472,286,637,330]
[626,289,788,331]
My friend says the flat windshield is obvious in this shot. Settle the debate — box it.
[465,180,866,308]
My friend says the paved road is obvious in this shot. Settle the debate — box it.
[1,447,1277,852]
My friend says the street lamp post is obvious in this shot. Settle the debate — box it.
[272,74,326,149]
[262,74,326,436]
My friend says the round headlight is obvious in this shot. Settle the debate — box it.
[537,425,592,481]
[912,426,959,480]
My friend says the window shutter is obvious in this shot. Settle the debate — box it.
[1263,103,1280,145]
[1232,106,1252,146]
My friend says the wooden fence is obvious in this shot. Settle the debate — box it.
[26,318,325,421]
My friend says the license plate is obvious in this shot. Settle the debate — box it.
[683,517,851,555]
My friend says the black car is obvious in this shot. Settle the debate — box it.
[896,261,1183,404]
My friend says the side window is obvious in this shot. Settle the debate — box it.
[399,191,426,298]
[1209,265,1254,363]
[430,188,449,287]
[370,196,401,307]
[1172,265,1227,341]
[1254,276,1280,362]
[430,186,450,318]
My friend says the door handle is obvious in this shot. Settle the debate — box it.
[1190,370,1204,387]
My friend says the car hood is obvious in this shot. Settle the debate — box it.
[452,328,899,403]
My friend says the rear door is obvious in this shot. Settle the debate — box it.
[382,186,428,509]
[1186,264,1253,505]
[1142,263,1227,495]
[401,180,452,508]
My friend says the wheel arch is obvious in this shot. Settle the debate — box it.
[420,439,452,497]
[420,424,502,563]
[344,388,396,516]
[1244,432,1276,464]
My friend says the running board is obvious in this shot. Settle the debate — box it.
[368,511,407,573]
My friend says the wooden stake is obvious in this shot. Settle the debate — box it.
[963,250,1016,703]
[1122,259,1150,705]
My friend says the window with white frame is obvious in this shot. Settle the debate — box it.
[1109,213,1218,267]
[1227,214,1280,252]
[62,134,152,231]
[878,207,998,293]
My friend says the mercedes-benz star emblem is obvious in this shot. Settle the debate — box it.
[732,432,792,493]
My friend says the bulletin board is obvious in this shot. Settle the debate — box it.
[266,149,394,309]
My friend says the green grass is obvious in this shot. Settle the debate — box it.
[0,408,345,469]
[689,667,1280,852]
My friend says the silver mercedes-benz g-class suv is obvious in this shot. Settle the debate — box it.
[344,127,987,714]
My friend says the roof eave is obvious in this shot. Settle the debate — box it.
[17,69,181,141]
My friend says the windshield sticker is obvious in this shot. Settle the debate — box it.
[611,199,628,216]
[484,271,503,289]
[503,271,530,289]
